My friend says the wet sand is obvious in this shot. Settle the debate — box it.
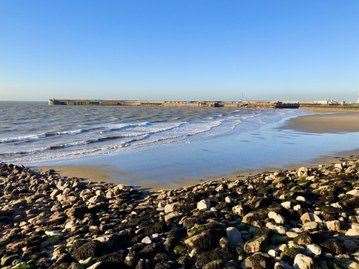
[38,165,129,184]
[284,112,359,133]
[38,148,359,190]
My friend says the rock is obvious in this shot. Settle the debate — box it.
[268,211,284,224]
[302,221,318,231]
[232,204,244,216]
[325,220,341,232]
[243,253,271,269]
[244,235,267,253]
[296,196,306,202]
[141,236,152,244]
[197,199,210,211]
[281,201,291,209]
[293,254,313,269]
[297,167,308,179]
[164,202,180,213]
[345,223,359,236]
[300,213,322,224]
[306,244,321,256]
[242,213,255,224]
[164,212,181,222]
[87,262,102,269]
[226,227,242,246]
[347,189,359,197]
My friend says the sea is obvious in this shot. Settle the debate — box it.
[2,101,359,184]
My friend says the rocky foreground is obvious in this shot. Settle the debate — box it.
[0,160,358,269]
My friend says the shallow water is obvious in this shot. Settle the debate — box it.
[2,102,359,184]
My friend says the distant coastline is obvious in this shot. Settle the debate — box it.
[48,98,359,110]
[48,98,300,109]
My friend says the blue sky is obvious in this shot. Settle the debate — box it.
[1,1,359,101]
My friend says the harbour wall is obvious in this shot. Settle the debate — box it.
[48,99,300,108]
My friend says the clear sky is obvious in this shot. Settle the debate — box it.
[1,1,359,101]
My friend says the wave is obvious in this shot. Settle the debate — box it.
[100,121,150,133]
[0,125,107,144]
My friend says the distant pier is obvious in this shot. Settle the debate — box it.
[48,99,300,109]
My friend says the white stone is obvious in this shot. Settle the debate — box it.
[286,231,299,238]
[347,189,359,197]
[225,196,232,203]
[307,244,321,256]
[268,249,277,257]
[268,211,284,224]
[293,204,301,211]
[197,199,210,211]
[45,230,62,237]
[294,254,314,269]
[297,167,309,178]
[300,213,322,224]
[303,221,318,231]
[296,196,306,202]
[141,236,152,244]
[345,223,359,236]
[164,202,179,213]
[152,233,159,239]
[281,201,291,209]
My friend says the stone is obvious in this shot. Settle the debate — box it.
[226,227,242,246]
[244,235,267,253]
[293,254,313,269]
[296,196,306,202]
[268,211,284,224]
[242,213,255,224]
[164,212,181,222]
[345,223,359,236]
[87,261,102,269]
[297,167,308,179]
[347,189,359,197]
[164,202,180,214]
[306,244,321,256]
[325,220,341,232]
[197,199,210,211]
[141,236,152,244]
[232,204,244,216]
[300,213,322,224]
[243,253,271,269]
[281,201,291,209]
[302,221,318,231]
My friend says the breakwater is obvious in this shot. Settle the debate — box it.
[48,99,300,109]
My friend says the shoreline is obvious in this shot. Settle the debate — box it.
[34,109,359,189]
[37,147,359,190]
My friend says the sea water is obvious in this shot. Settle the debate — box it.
[1,101,359,183]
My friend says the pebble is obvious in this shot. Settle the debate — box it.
[306,244,321,256]
[0,158,358,268]
[197,199,210,210]
[293,254,314,269]
[268,211,285,224]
